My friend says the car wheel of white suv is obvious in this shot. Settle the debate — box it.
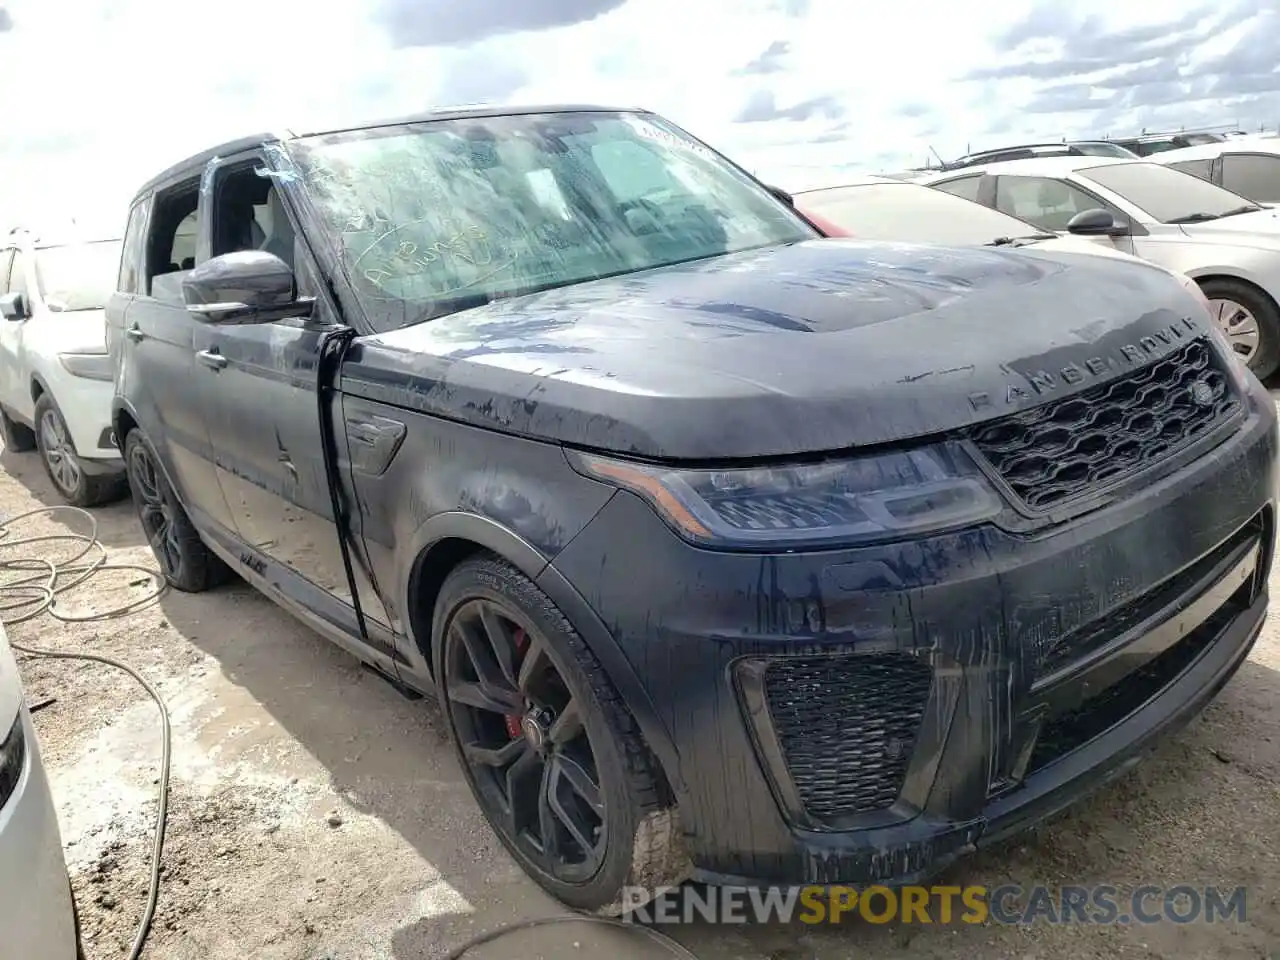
[34,394,125,507]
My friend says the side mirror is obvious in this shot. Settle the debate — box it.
[766,185,795,206]
[1066,208,1130,238]
[0,292,29,321]
[182,251,314,325]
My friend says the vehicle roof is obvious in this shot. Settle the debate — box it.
[130,103,644,203]
[1112,132,1221,143]
[1155,138,1280,163]
[919,155,1142,181]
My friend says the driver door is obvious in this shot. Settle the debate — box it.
[195,152,394,642]
[992,175,1136,255]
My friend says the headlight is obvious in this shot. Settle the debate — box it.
[58,351,113,381]
[569,442,1004,548]
[0,711,25,809]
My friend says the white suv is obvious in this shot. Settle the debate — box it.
[0,232,128,505]
[0,620,80,959]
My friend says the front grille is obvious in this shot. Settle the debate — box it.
[1034,516,1264,679]
[760,653,933,824]
[969,339,1239,511]
[1027,582,1247,772]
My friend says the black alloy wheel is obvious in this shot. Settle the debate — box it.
[123,430,230,592]
[128,439,182,577]
[443,595,607,884]
[434,557,685,911]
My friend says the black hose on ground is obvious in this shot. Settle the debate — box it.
[0,504,169,960]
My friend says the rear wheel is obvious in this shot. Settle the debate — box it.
[433,556,686,912]
[123,429,230,592]
[1199,277,1280,379]
[0,406,35,452]
[34,393,126,507]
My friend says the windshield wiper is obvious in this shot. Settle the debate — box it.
[1218,204,1264,218]
[1166,212,1223,223]
[985,233,1058,247]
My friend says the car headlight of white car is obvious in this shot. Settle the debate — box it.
[57,351,112,382]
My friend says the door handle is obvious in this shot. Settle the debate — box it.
[126,325,145,342]
[196,349,227,370]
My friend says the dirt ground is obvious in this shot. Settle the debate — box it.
[3,437,1279,960]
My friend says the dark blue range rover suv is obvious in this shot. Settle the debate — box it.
[106,105,1277,911]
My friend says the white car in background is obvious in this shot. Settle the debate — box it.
[919,158,1280,378]
[1151,137,1280,205]
[0,232,128,506]
[793,175,1162,264]
[0,620,81,959]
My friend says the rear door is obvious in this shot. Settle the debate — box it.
[120,180,238,532]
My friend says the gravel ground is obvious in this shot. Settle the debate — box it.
[2,433,1279,960]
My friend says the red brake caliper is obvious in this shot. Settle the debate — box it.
[504,629,530,739]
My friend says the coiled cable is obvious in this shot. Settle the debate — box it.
[0,504,169,960]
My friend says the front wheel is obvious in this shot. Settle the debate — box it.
[1199,278,1280,379]
[433,556,687,912]
[34,394,126,507]
[123,429,231,592]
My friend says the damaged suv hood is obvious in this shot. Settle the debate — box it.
[343,239,1211,460]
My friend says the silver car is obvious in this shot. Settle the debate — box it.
[0,619,79,959]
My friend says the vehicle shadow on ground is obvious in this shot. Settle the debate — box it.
[155,570,1280,960]
[0,446,143,552]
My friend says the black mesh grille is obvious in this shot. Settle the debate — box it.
[761,653,933,824]
[969,339,1239,510]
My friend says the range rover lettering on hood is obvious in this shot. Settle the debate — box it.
[969,315,1200,411]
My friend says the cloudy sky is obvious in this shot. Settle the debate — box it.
[0,0,1277,236]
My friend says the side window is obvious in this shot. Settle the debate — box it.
[144,180,200,301]
[210,159,296,270]
[118,201,149,294]
[932,176,982,202]
[1221,154,1280,203]
[0,249,13,294]
[994,176,1102,231]
[1168,158,1214,182]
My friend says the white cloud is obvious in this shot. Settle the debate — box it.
[0,0,1275,235]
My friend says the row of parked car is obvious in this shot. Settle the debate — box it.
[0,106,1277,932]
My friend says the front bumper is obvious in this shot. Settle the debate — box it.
[47,372,123,468]
[0,709,78,960]
[548,386,1278,886]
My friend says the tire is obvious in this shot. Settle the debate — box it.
[123,429,231,592]
[1198,277,1280,380]
[433,556,688,912]
[33,393,127,507]
[0,406,36,452]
